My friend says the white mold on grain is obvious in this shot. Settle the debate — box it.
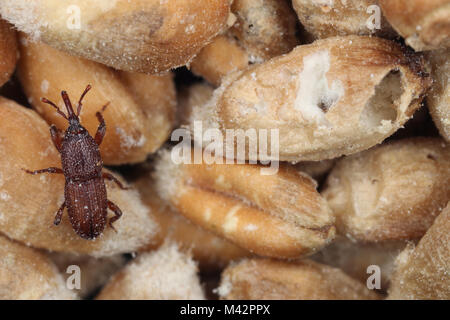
[115,127,146,149]
[153,148,184,203]
[223,205,241,234]
[40,79,49,94]
[204,207,212,222]
[244,224,258,232]
[215,273,232,298]
[0,191,10,201]
[0,0,45,40]
[294,50,344,125]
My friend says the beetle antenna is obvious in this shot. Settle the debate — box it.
[61,91,76,119]
[101,101,110,113]
[41,97,68,120]
[77,84,92,116]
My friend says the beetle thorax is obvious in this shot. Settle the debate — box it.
[61,128,103,181]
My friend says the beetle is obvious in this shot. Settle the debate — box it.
[23,85,127,240]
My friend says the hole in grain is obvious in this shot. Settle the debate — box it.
[318,100,331,113]
[359,71,403,128]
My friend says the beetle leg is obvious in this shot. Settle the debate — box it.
[107,200,122,232]
[22,167,63,175]
[94,102,109,146]
[53,201,66,225]
[102,172,130,190]
[50,125,64,153]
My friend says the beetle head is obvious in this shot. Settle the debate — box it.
[66,120,88,136]
[41,85,92,126]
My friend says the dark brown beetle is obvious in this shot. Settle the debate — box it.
[24,85,127,240]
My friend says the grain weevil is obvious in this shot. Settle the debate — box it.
[23,85,128,240]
